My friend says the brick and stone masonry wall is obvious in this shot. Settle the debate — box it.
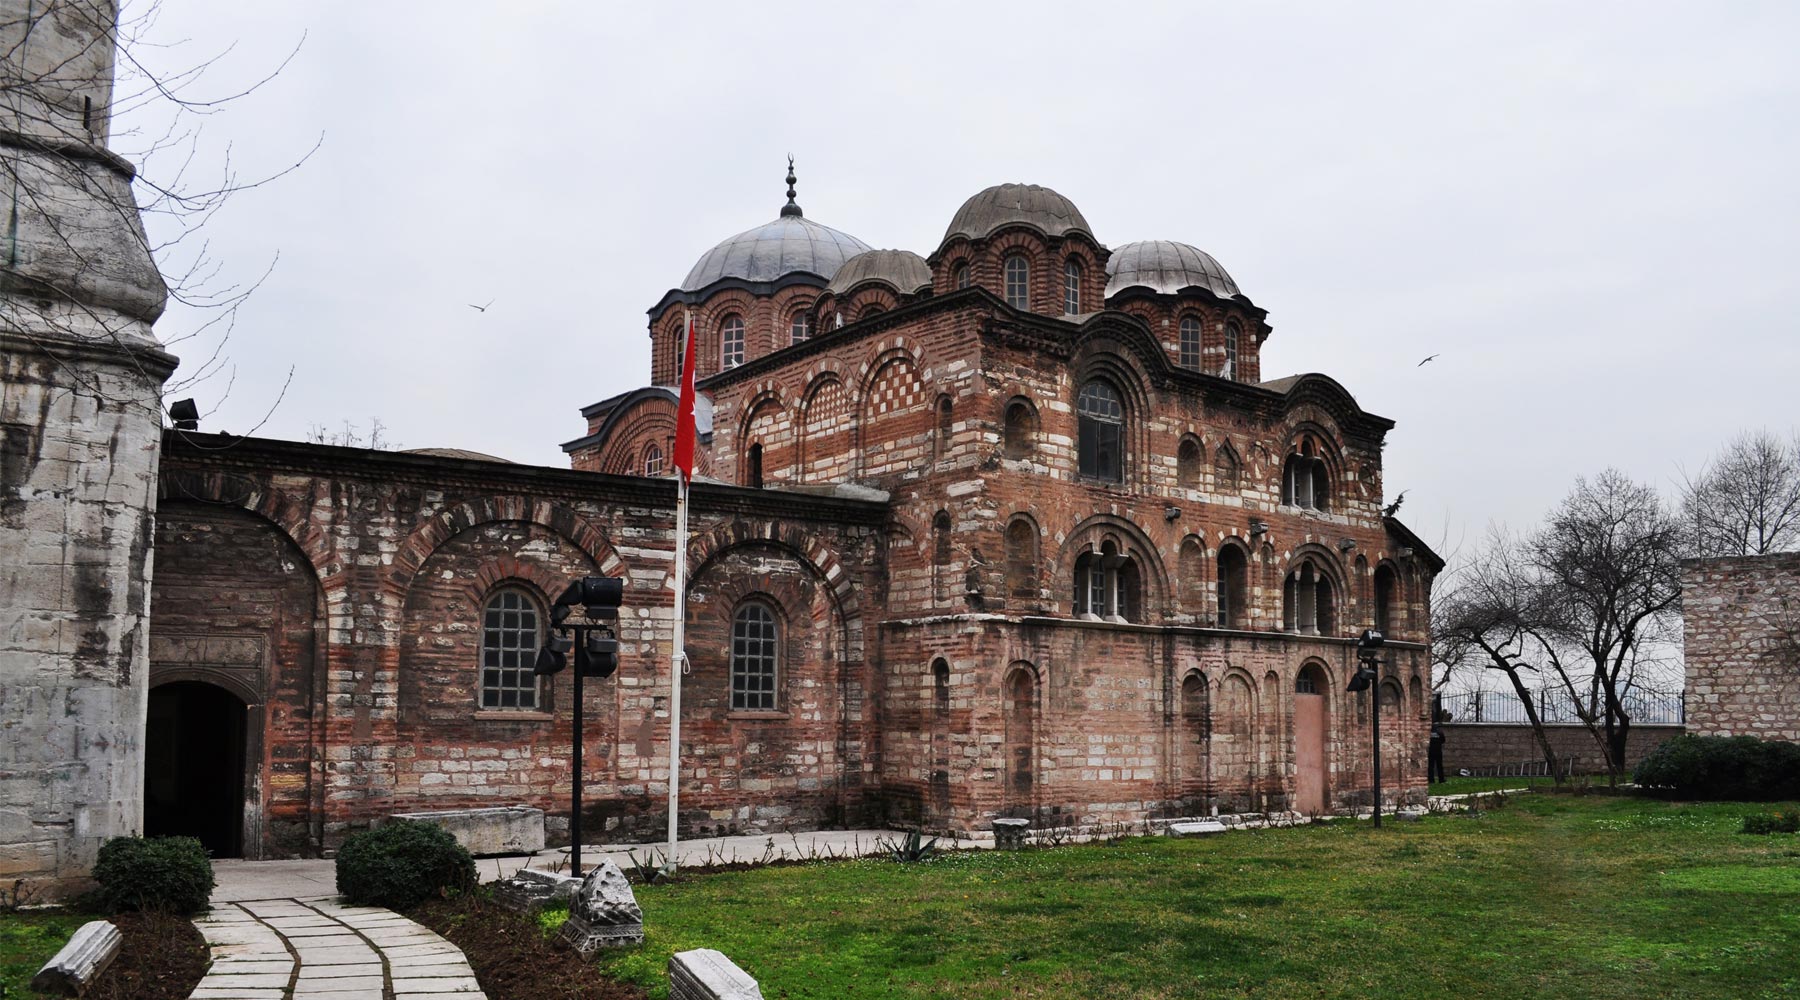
[1440,724,1685,777]
[1682,553,1800,743]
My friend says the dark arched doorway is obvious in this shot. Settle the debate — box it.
[145,681,247,857]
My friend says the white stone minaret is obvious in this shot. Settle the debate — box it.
[0,0,174,896]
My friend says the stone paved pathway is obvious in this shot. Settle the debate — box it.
[190,896,483,999]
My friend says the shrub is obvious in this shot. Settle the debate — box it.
[1740,810,1800,835]
[92,836,215,915]
[335,821,475,909]
[1634,735,1800,801]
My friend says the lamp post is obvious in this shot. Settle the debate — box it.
[1346,628,1385,828]
[534,576,625,877]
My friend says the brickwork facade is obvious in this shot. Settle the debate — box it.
[1682,553,1800,742]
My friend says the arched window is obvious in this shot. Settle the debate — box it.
[1074,540,1140,622]
[730,603,778,711]
[1374,564,1399,633]
[1217,545,1248,628]
[790,311,813,345]
[1064,258,1082,314]
[480,589,542,710]
[1283,560,1336,635]
[860,303,887,320]
[935,395,954,461]
[1283,441,1330,511]
[720,314,746,368]
[674,328,687,382]
[1005,518,1037,599]
[1004,254,1030,309]
[933,658,951,716]
[1224,321,1241,380]
[1178,315,1203,369]
[746,443,764,489]
[1002,398,1036,459]
[1176,437,1203,488]
[643,443,664,477]
[1076,380,1124,482]
[953,261,971,290]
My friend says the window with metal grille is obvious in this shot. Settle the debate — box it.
[1004,254,1029,309]
[1179,315,1203,369]
[730,603,778,711]
[953,262,971,289]
[1077,380,1124,481]
[644,443,664,477]
[790,311,813,345]
[720,314,745,368]
[480,589,541,710]
[1064,258,1082,314]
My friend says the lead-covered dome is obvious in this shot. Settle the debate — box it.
[943,183,1093,243]
[681,215,873,291]
[1104,240,1241,299]
[825,249,932,296]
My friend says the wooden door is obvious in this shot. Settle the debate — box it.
[1294,693,1326,815]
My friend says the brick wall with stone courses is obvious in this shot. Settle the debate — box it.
[876,621,1432,834]
[1439,724,1685,776]
[1682,553,1800,742]
[155,435,885,856]
[149,503,323,856]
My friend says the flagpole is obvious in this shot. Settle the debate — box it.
[667,307,696,873]
[667,472,686,870]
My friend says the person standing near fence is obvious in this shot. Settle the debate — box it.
[1428,716,1447,784]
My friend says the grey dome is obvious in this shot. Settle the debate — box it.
[825,249,933,296]
[943,183,1093,243]
[681,215,873,292]
[1104,240,1241,299]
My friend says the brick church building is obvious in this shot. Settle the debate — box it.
[146,172,1440,859]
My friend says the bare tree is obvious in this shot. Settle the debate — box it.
[1528,469,1684,779]
[2,0,314,426]
[1431,530,1564,779]
[1680,429,1800,558]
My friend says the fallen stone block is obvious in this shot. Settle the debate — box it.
[382,806,545,855]
[492,867,582,913]
[557,861,643,955]
[31,920,120,996]
[670,948,763,1000]
[992,817,1030,849]
[1168,821,1228,837]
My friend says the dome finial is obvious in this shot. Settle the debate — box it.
[781,154,803,218]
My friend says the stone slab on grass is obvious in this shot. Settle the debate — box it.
[384,806,545,855]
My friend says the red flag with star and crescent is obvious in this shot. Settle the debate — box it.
[673,311,698,484]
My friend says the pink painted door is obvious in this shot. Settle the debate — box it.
[1294,694,1326,815]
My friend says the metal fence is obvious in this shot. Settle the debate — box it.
[1454,756,1580,780]
[1438,687,1685,726]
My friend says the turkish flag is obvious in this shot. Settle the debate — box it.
[672,312,697,484]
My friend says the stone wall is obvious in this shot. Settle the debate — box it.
[0,0,175,896]
[1682,553,1800,742]
[1439,724,1685,776]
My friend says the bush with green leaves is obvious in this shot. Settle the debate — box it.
[1740,809,1800,835]
[334,820,475,909]
[883,829,939,863]
[92,835,215,914]
[1633,735,1800,801]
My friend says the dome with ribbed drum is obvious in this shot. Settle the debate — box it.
[680,159,873,292]
[942,183,1093,243]
[825,249,933,296]
[1104,240,1241,299]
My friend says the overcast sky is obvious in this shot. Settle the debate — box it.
[121,1,1800,556]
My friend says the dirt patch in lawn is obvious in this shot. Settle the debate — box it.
[411,894,649,1000]
[84,911,208,1000]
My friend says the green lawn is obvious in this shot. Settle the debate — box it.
[0,909,95,999]
[579,796,1800,1000]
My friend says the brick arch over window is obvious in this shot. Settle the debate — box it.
[1060,514,1171,618]
[854,347,929,478]
[684,517,862,630]
[799,373,852,483]
[593,396,678,477]
[736,390,791,486]
[391,496,625,604]
[1070,346,1153,488]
